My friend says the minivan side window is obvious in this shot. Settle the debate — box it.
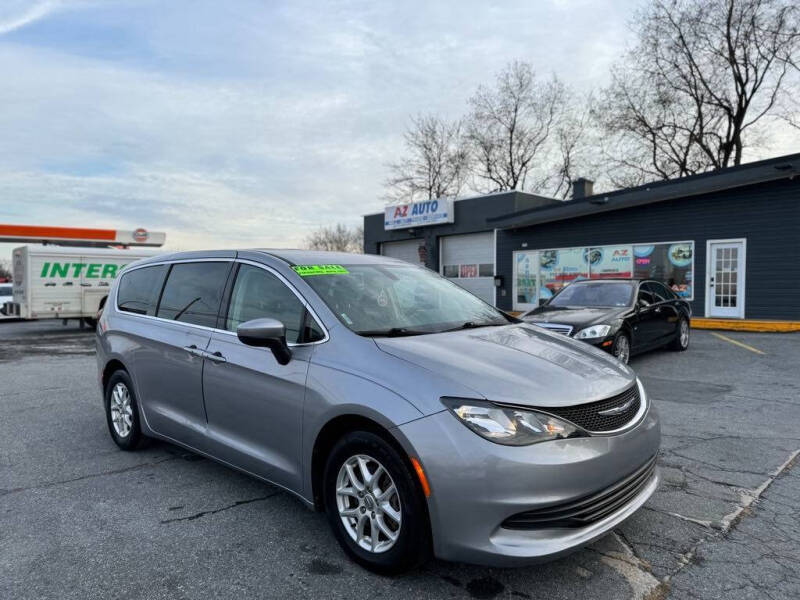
[225,264,315,344]
[156,262,230,328]
[116,265,168,316]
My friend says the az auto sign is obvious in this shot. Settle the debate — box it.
[384,198,454,230]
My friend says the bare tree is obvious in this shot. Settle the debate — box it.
[305,223,363,253]
[466,61,566,192]
[384,115,470,203]
[547,98,596,199]
[599,0,800,181]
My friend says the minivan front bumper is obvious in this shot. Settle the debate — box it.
[395,402,660,567]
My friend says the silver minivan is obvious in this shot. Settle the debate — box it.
[96,249,660,573]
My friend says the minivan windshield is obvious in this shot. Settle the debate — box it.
[299,263,512,336]
[548,281,635,308]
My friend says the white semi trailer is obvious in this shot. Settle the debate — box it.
[2,245,159,325]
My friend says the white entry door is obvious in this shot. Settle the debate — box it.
[707,240,746,318]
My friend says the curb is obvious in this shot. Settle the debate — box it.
[691,318,800,333]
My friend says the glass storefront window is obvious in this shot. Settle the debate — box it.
[513,241,694,310]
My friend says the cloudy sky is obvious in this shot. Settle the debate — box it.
[1,0,790,256]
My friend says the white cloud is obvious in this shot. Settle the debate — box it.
[1,0,793,259]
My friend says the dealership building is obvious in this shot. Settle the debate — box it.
[364,153,800,321]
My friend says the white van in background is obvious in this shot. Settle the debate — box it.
[2,245,160,326]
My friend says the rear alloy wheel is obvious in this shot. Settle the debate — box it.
[324,431,430,574]
[105,370,147,451]
[670,318,690,351]
[612,332,631,364]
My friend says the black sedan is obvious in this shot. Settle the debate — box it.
[521,278,691,364]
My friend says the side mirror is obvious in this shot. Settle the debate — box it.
[237,318,292,365]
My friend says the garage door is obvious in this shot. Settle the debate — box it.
[380,239,425,265]
[440,232,494,304]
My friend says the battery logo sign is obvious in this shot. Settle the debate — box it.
[40,262,126,278]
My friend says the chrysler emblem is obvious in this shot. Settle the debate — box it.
[598,398,635,416]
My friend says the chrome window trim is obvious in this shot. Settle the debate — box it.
[112,257,329,347]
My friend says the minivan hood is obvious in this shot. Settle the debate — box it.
[375,324,635,408]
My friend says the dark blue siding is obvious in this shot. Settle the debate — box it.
[496,179,800,320]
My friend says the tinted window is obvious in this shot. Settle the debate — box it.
[225,264,308,343]
[656,281,677,300]
[0,284,12,295]
[645,281,673,302]
[157,262,230,327]
[637,286,655,306]
[116,265,168,316]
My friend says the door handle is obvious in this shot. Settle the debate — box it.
[654,306,662,313]
[184,344,203,357]
[206,351,227,363]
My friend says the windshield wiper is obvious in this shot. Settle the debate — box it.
[440,321,506,333]
[357,327,430,337]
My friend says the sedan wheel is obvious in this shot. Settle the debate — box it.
[613,333,630,364]
[336,454,402,553]
[670,318,690,351]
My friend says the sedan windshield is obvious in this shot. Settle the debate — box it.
[300,263,511,335]
[548,281,634,308]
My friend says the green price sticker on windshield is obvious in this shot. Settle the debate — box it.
[292,264,349,276]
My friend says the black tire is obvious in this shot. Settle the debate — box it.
[323,431,431,574]
[669,317,690,351]
[104,370,147,451]
[611,331,631,364]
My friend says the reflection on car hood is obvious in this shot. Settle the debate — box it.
[523,306,629,330]
[375,324,635,408]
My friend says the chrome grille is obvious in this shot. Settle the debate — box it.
[542,384,642,433]
[531,322,572,335]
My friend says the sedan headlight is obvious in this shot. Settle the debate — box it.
[442,398,583,446]
[574,324,613,340]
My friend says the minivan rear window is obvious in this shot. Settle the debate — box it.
[116,265,168,316]
[156,262,230,328]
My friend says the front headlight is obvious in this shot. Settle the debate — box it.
[574,324,613,339]
[441,398,583,446]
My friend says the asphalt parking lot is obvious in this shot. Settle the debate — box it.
[1,321,798,600]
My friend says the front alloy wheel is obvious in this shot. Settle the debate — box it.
[323,431,430,574]
[336,455,402,553]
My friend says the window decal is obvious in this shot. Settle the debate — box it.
[292,265,349,276]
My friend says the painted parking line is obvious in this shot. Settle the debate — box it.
[710,331,766,355]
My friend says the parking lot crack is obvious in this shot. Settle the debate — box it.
[0,455,180,497]
[160,492,281,524]
[659,448,799,588]
[589,532,666,600]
